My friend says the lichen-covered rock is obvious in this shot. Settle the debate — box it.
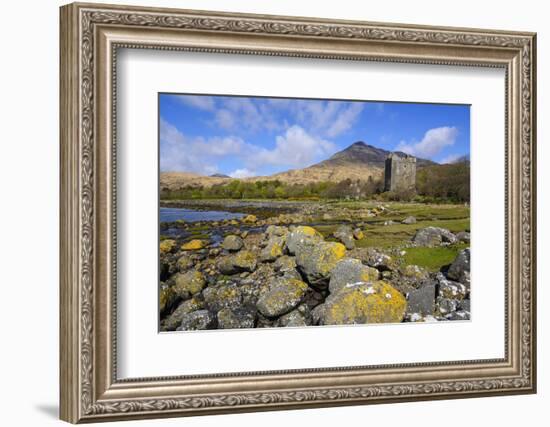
[276,306,310,327]
[160,239,176,255]
[437,272,469,300]
[412,227,457,246]
[181,239,206,251]
[406,282,436,316]
[333,225,355,250]
[256,277,308,318]
[316,281,407,325]
[286,226,323,255]
[218,250,258,275]
[176,254,193,272]
[161,297,205,331]
[222,235,244,252]
[242,214,257,223]
[295,241,346,285]
[446,248,470,286]
[456,231,471,243]
[159,285,178,316]
[328,258,379,294]
[260,235,286,262]
[273,255,297,273]
[353,228,364,240]
[266,225,289,238]
[176,309,216,331]
[402,216,417,224]
[203,284,243,312]
[363,248,398,271]
[173,270,206,297]
[217,307,256,329]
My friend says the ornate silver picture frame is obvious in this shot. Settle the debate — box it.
[60,2,536,423]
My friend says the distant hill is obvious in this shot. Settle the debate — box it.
[160,141,436,190]
[210,173,231,178]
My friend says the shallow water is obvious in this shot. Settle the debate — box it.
[160,207,246,223]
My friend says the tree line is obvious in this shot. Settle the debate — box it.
[161,162,470,203]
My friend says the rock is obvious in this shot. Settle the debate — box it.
[316,281,407,325]
[406,282,436,316]
[162,297,205,331]
[353,228,364,240]
[159,239,176,255]
[295,241,346,285]
[176,254,193,272]
[276,307,309,327]
[266,225,289,237]
[405,313,439,323]
[242,214,257,223]
[286,226,323,255]
[456,231,471,243]
[203,284,242,312]
[217,307,256,329]
[384,220,397,226]
[159,285,178,316]
[436,297,459,316]
[222,235,244,252]
[459,299,471,312]
[363,248,398,271]
[181,239,206,251]
[260,235,286,262]
[218,250,258,275]
[446,248,470,285]
[412,227,457,246]
[177,310,216,331]
[328,258,379,293]
[402,216,417,224]
[333,225,355,250]
[437,273,469,300]
[273,255,297,273]
[173,270,206,297]
[256,277,308,318]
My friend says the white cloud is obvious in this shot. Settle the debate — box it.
[230,168,256,178]
[160,119,244,174]
[396,126,458,159]
[176,95,216,111]
[325,103,364,137]
[254,125,336,168]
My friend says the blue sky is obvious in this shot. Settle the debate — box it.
[159,94,470,178]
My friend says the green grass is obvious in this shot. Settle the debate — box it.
[400,243,469,272]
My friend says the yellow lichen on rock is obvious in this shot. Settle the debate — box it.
[159,286,177,314]
[242,214,257,223]
[321,280,407,325]
[181,239,205,251]
[160,239,176,255]
[173,270,206,296]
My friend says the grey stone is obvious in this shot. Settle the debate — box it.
[447,248,470,286]
[203,284,243,312]
[333,225,355,250]
[456,231,471,243]
[285,226,323,255]
[328,258,379,294]
[162,297,205,331]
[177,310,216,331]
[256,277,308,318]
[402,216,417,224]
[222,235,244,252]
[412,227,457,246]
[406,282,436,316]
[260,235,286,262]
[217,307,256,329]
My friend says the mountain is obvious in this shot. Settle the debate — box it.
[160,141,436,190]
[210,173,231,178]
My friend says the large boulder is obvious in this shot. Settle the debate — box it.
[256,277,308,318]
[333,225,355,250]
[203,284,243,312]
[295,241,346,285]
[217,307,256,329]
[218,250,258,275]
[161,297,205,331]
[412,227,457,246]
[286,226,323,255]
[176,310,216,331]
[314,281,407,325]
[446,248,470,285]
[260,235,287,262]
[222,235,244,252]
[406,282,436,316]
[173,270,206,297]
[328,258,379,294]
[176,254,193,272]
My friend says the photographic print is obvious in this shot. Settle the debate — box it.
[158,94,471,331]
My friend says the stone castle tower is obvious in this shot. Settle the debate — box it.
[384,152,417,192]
